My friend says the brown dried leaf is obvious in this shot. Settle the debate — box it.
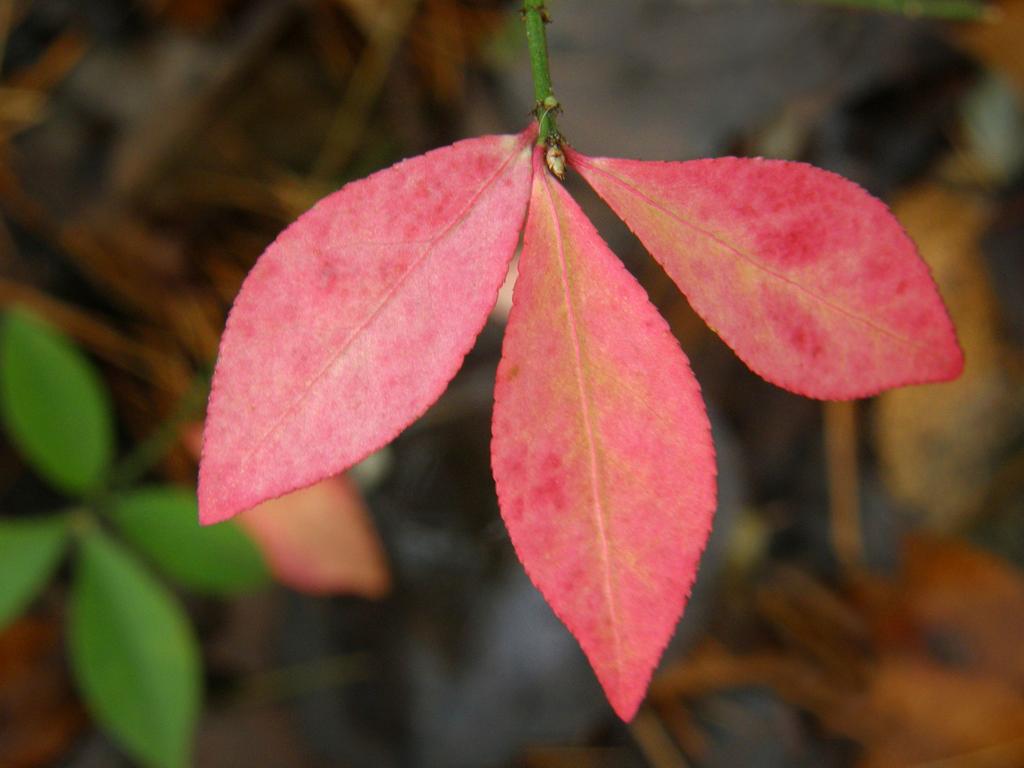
[898,535,1024,685]
[833,657,1024,768]
[653,537,1024,766]
[0,617,86,768]
[875,184,1024,528]
[145,0,242,31]
[956,0,1024,93]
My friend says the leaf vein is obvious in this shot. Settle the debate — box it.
[540,173,626,687]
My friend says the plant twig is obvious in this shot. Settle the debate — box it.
[219,652,370,708]
[312,0,421,180]
[824,400,862,573]
[630,706,693,768]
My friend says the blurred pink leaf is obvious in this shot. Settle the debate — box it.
[237,475,390,598]
[185,424,389,598]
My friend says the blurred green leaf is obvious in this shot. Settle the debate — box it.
[793,0,992,20]
[109,486,270,594]
[69,528,200,768]
[0,516,69,630]
[0,309,114,496]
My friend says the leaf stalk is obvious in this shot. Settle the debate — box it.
[523,0,561,145]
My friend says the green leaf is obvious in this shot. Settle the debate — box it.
[0,309,114,496]
[109,486,269,595]
[0,516,69,630]
[69,528,200,768]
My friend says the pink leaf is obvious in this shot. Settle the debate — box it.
[569,151,963,399]
[491,150,717,721]
[238,475,391,598]
[200,130,535,524]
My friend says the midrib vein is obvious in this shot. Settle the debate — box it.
[541,174,626,685]
[584,162,930,352]
[239,142,525,467]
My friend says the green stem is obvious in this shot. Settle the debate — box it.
[523,0,559,143]
[107,370,211,490]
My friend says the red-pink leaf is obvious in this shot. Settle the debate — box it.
[200,130,535,524]
[569,151,963,399]
[491,150,717,721]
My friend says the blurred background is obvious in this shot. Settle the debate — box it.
[1,0,1023,766]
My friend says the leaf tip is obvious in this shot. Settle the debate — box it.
[196,483,231,527]
[603,673,650,723]
[940,335,967,382]
[196,449,244,527]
